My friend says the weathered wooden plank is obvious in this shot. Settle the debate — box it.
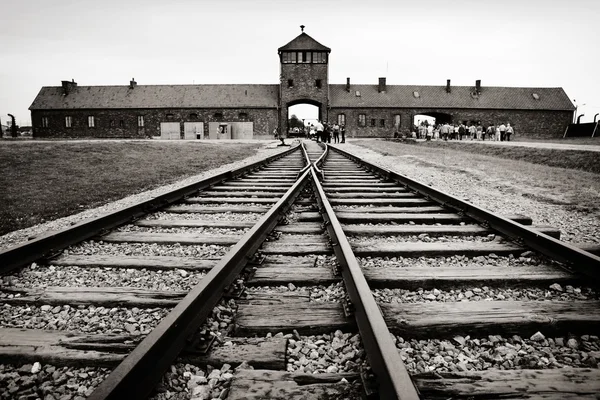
[363,265,575,289]
[325,186,408,192]
[263,255,318,266]
[135,219,254,229]
[223,181,293,187]
[234,302,352,336]
[275,223,322,234]
[242,292,311,304]
[323,182,397,187]
[334,205,445,213]
[211,185,289,192]
[228,369,361,400]
[0,328,286,370]
[185,197,278,204]
[337,212,466,223]
[332,198,430,206]
[166,205,268,213]
[328,192,416,199]
[351,241,524,257]
[275,234,329,244]
[248,267,339,286]
[413,368,600,399]
[1,286,185,307]
[48,254,216,271]
[197,191,285,198]
[100,232,240,245]
[383,300,600,338]
[260,243,332,255]
[343,224,560,239]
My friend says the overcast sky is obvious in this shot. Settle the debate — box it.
[1,0,599,126]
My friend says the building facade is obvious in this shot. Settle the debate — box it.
[30,30,575,139]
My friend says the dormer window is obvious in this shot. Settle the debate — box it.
[532,93,540,100]
[355,91,361,97]
[413,91,420,98]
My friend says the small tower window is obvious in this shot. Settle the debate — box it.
[316,79,322,89]
[214,112,223,119]
[189,113,198,120]
[288,79,294,88]
[166,113,174,121]
[239,112,248,120]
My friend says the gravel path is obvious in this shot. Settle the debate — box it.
[338,141,599,244]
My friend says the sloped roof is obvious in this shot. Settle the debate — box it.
[29,84,279,110]
[329,84,575,111]
[278,32,331,52]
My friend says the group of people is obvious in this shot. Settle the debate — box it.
[410,121,515,141]
[307,121,346,144]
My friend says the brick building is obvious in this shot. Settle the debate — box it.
[30,30,575,139]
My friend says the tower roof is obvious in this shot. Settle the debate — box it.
[278,32,330,53]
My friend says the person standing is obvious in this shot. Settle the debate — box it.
[453,124,459,140]
[476,123,483,140]
[426,124,433,141]
[505,123,514,141]
[499,122,507,141]
[340,124,346,143]
[332,123,340,143]
[315,120,324,142]
[495,124,501,141]
[458,123,465,140]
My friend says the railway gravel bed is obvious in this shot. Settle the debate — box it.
[0,304,168,335]
[0,363,110,400]
[65,242,229,258]
[372,285,598,303]
[145,211,263,222]
[2,264,204,291]
[358,253,555,268]
[395,333,600,373]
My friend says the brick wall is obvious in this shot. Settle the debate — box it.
[330,107,572,138]
[31,108,278,139]
[279,63,329,132]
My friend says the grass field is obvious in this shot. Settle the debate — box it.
[0,141,263,235]
[386,139,600,174]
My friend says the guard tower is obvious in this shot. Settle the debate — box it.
[278,26,331,133]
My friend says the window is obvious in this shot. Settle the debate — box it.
[282,51,297,63]
[239,112,248,119]
[189,113,198,119]
[65,116,72,128]
[110,120,115,128]
[119,120,125,128]
[166,113,174,121]
[138,115,144,127]
[370,119,376,127]
[214,112,223,119]
[288,79,294,88]
[358,114,366,127]
[41,117,49,128]
[380,119,385,127]
[337,114,346,126]
[88,116,95,128]
[394,114,401,128]
[312,52,326,63]
[315,79,322,89]
[297,52,303,63]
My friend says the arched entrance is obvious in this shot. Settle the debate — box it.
[413,111,453,127]
[284,99,323,137]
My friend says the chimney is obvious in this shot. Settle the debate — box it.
[61,79,77,95]
[346,77,350,92]
[446,79,451,93]
[129,78,137,89]
[378,77,386,93]
[476,79,481,94]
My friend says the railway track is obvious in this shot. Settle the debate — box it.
[0,141,599,399]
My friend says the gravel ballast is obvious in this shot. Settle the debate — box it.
[396,333,600,373]
[65,242,229,258]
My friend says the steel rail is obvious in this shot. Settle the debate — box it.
[0,145,300,274]
[329,145,600,280]
[309,166,420,400]
[89,166,312,400]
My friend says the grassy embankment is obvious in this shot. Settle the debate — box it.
[0,141,263,236]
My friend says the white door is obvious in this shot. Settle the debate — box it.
[184,122,204,140]
[160,122,180,140]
